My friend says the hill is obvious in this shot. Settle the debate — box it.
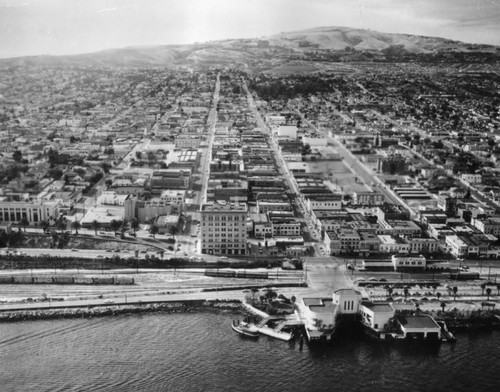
[0,26,497,69]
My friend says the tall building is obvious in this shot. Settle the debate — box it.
[200,202,248,255]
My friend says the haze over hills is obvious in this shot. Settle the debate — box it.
[1,26,498,69]
[267,26,494,53]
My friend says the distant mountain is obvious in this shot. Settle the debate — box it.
[0,26,497,69]
[265,26,496,53]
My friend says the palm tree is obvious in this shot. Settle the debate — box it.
[71,220,81,235]
[19,217,29,232]
[440,301,446,313]
[403,287,409,301]
[386,286,393,299]
[452,286,458,301]
[486,287,492,301]
[131,218,139,235]
[91,220,100,235]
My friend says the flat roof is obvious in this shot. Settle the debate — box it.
[396,315,439,329]
[201,202,247,212]
[361,302,393,313]
[309,299,337,313]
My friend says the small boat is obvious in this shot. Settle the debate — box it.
[232,320,260,338]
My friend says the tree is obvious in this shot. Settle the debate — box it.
[452,286,458,301]
[12,150,22,162]
[440,301,446,313]
[168,225,178,240]
[497,284,500,296]
[436,292,441,300]
[58,231,70,249]
[48,168,63,180]
[149,224,159,239]
[91,220,100,235]
[386,286,393,299]
[131,218,139,235]
[403,287,409,300]
[110,219,122,235]
[56,217,67,232]
[481,283,486,296]
[40,220,50,234]
[159,250,165,260]
[71,220,81,235]
[486,287,492,301]
[101,162,111,174]
[120,219,128,239]
[19,217,29,232]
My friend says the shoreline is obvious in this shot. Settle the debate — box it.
[0,299,247,323]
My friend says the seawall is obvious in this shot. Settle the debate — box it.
[0,299,243,323]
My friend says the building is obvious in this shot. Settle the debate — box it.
[378,235,410,254]
[352,191,385,206]
[252,213,273,238]
[472,217,500,236]
[271,218,301,237]
[277,125,297,139]
[175,136,201,149]
[150,169,191,191]
[391,254,427,270]
[376,204,410,222]
[305,194,342,211]
[406,237,440,254]
[461,173,482,184]
[200,202,248,255]
[395,315,441,340]
[0,193,62,225]
[299,289,362,342]
[445,234,469,258]
[359,302,395,333]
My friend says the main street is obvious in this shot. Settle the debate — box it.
[242,78,317,242]
[197,73,220,209]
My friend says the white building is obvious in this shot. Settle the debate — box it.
[445,235,469,257]
[461,173,482,184]
[277,125,297,139]
[200,202,248,255]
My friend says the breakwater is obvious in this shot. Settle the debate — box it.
[439,310,500,331]
[0,299,243,323]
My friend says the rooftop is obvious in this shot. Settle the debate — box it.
[396,315,440,329]
[303,297,337,313]
[361,301,394,313]
[201,202,247,212]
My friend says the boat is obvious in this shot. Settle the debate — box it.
[231,320,260,338]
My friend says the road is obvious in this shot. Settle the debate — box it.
[242,79,313,229]
[291,104,416,218]
[304,256,353,297]
[198,73,220,208]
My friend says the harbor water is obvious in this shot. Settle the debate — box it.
[1,312,499,392]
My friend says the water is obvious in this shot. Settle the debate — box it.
[1,312,499,392]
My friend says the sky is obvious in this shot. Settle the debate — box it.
[0,0,499,58]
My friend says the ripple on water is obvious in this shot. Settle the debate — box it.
[1,313,500,392]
